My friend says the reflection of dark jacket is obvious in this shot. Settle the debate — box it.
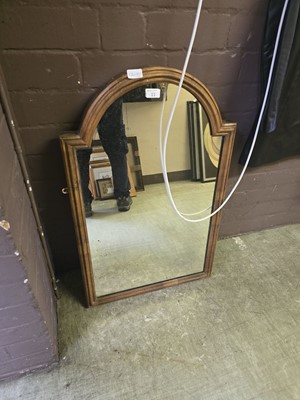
[77,148,93,205]
[240,0,300,166]
[98,98,128,156]
[97,85,162,154]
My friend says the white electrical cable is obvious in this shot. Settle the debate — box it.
[160,0,290,223]
[160,88,212,217]
[159,0,204,218]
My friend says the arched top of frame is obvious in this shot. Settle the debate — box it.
[79,66,235,146]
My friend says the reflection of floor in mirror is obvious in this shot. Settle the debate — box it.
[86,181,215,296]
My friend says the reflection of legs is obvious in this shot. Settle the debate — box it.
[105,150,132,211]
[77,148,93,217]
[101,146,132,211]
[100,126,132,211]
[107,151,130,198]
[98,96,132,211]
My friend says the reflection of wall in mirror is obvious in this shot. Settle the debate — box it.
[123,84,195,176]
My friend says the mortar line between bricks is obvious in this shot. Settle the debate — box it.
[0,348,56,366]
[0,319,42,334]
[1,48,251,56]
[19,123,77,129]
[8,88,96,94]
[1,48,100,54]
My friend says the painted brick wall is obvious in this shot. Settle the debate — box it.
[0,102,58,381]
[0,0,299,272]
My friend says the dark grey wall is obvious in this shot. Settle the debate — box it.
[0,0,299,273]
[219,158,300,237]
[0,100,58,381]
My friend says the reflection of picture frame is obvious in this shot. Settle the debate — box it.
[187,101,221,182]
[127,136,144,191]
[96,178,114,200]
[90,137,144,193]
[90,145,109,162]
[89,162,113,200]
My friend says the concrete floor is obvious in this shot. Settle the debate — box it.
[1,224,300,399]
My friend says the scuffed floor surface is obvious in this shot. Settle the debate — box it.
[1,224,300,399]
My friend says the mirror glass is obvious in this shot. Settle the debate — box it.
[76,84,222,297]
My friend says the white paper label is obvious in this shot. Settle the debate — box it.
[127,68,143,79]
[145,88,161,99]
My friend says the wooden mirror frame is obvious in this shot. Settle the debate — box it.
[60,66,236,307]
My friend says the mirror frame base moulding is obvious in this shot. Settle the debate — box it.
[60,66,236,307]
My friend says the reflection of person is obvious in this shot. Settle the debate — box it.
[79,85,164,217]
[78,98,132,217]
[97,98,132,212]
[77,148,93,217]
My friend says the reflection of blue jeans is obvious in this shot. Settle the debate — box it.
[98,98,130,199]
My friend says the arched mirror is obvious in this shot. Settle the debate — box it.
[60,67,236,307]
